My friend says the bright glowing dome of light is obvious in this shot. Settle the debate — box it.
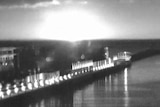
[37,9,115,41]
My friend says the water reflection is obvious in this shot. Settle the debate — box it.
[73,84,95,107]
[27,94,73,107]
[124,68,129,107]
[124,68,128,92]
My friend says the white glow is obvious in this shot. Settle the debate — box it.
[59,76,63,81]
[55,78,59,83]
[93,68,95,71]
[79,1,88,5]
[6,85,10,90]
[49,79,52,84]
[37,9,115,41]
[40,80,44,86]
[51,79,55,84]
[49,78,54,84]
[63,75,68,80]
[28,83,33,90]
[67,74,71,79]
[45,80,49,85]
[39,73,44,80]
[71,73,74,76]
[14,85,19,93]
[6,89,11,95]
[52,0,61,5]
[21,86,26,92]
[85,69,87,72]
[124,68,128,92]
[34,81,39,88]
[0,91,4,98]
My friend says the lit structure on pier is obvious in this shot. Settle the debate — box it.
[104,47,109,59]
[71,60,93,70]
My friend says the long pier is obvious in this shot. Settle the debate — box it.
[0,41,160,106]
[3,48,160,104]
[0,58,131,103]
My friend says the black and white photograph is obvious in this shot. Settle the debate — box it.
[0,0,160,107]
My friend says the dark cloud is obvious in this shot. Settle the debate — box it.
[0,0,51,5]
[0,0,89,8]
[0,0,60,8]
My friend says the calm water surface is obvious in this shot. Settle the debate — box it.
[4,55,160,107]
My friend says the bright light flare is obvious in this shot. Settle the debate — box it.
[37,9,115,41]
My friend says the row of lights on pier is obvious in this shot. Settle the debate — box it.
[0,64,96,99]
[0,73,75,99]
[0,64,112,99]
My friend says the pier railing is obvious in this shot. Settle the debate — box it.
[0,59,116,100]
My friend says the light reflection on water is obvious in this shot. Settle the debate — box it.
[124,68,129,107]
[3,55,160,107]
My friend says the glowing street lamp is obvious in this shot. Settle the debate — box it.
[13,85,19,93]
[21,83,26,91]
[39,80,44,87]
[6,89,11,96]
[67,74,71,79]
[6,84,11,96]
[63,75,68,80]
[59,76,63,81]
[34,81,39,88]
[28,83,33,90]
[45,80,49,85]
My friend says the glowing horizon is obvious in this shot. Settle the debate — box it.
[36,9,115,42]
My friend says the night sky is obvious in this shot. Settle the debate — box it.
[0,0,160,40]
